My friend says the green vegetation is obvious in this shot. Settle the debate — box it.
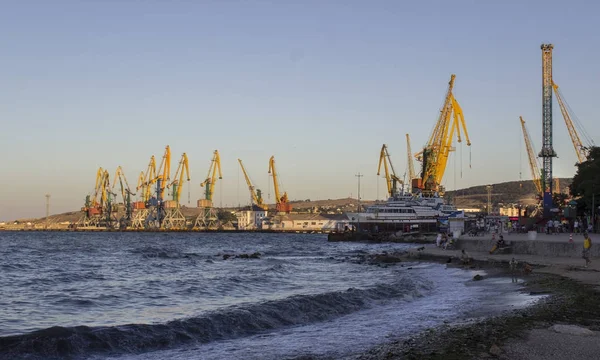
[569,146,600,214]
[217,210,237,224]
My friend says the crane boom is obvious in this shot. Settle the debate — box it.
[238,159,267,210]
[200,150,222,203]
[520,116,543,197]
[136,171,145,200]
[268,156,291,213]
[377,144,403,198]
[137,155,156,202]
[552,81,591,163]
[155,145,171,200]
[169,153,190,204]
[112,166,135,204]
[406,134,416,184]
[92,167,105,207]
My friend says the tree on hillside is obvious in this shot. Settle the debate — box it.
[217,210,237,224]
[569,146,600,214]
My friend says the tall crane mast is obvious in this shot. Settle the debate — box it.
[520,116,543,198]
[539,44,556,217]
[168,153,190,204]
[268,156,292,213]
[552,81,594,163]
[377,144,403,199]
[200,150,222,206]
[238,159,267,210]
[406,134,416,192]
[416,74,471,195]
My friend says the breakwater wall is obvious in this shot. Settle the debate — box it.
[455,237,599,258]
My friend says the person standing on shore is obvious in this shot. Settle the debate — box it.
[583,232,592,268]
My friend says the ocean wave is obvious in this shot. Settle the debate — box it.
[0,278,429,359]
[130,246,201,260]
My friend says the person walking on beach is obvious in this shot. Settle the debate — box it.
[460,249,471,266]
[582,232,592,268]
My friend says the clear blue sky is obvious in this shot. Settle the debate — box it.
[1,0,598,220]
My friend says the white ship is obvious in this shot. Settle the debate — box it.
[345,193,464,230]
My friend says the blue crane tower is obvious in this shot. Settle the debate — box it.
[539,44,557,218]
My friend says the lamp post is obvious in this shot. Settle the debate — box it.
[356,173,363,231]
[592,191,595,233]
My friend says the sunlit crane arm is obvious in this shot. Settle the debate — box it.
[520,116,543,197]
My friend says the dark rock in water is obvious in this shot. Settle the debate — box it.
[365,252,404,265]
[223,254,233,260]
[374,255,402,264]
[489,344,502,356]
[236,252,261,259]
[473,274,483,281]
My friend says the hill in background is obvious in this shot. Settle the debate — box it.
[446,178,572,209]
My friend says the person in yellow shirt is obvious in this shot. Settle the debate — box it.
[583,232,592,268]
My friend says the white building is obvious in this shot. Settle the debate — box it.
[236,208,267,230]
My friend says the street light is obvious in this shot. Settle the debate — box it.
[355,173,363,231]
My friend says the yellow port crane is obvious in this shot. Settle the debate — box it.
[377,144,403,198]
[406,134,416,191]
[552,81,595,163]
[83,167,111,216]
[137,155,156,203]
[199,150,222,207]
[154,145,171,200]
[112,166,135,220]
[168,153,190,204]
[520,116,543,197]
[94,167,111,208]
[136,171,146,200]
[112,166,135,204]
[238,159,268,210]
[416,74,471,195]
[268,156,292,213]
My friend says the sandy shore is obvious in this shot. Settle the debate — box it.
[341,243,600,360]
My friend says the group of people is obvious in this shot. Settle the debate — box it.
[489,235,507,254]
[435,232,455,250]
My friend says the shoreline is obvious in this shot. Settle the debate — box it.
[349,251,600,360]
